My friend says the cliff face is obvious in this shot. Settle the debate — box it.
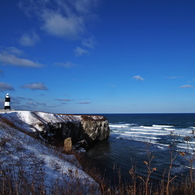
[81,115,110,142]
[45,114,110,146]
[0,110,102,194]
[0,111,110,148]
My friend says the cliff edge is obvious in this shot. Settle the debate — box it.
[0,110,103,194]
[0,110,110,149]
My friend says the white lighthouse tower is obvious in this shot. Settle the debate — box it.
[4,93,11,110]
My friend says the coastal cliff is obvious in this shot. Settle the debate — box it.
[0,110,103,194]
[0,110,110,149]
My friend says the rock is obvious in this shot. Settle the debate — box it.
[78,148,86,153]
[74,139,89,150]
[63,137,72,154]
[0,111,110,149]
[80,115,110,143]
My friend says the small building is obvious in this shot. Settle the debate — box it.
[4,93,11,110]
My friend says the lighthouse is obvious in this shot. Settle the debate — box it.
[4,93,11,110]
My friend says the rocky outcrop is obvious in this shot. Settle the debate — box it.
[63,137,72,153]
[0,111,110,150]
[48,114,110,148]
[81,115,110,142]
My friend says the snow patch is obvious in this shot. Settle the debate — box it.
[0,110,101,194]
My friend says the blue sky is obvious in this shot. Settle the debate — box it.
[0,0,195,113]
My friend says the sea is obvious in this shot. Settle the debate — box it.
[84,113,195,186]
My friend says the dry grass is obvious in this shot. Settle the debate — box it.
[75,143,195,195]
[0,117,100,195]
[1,139,195,195]
[0,137,100,195]
[0,165,99,195]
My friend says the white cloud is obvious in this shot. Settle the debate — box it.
[26,102,37,106]
[167,76,184,79]
[82,36,96,48]
[21,83,48,90]
[0,53,42,68]
[0,47,43,68]
[78,101,91,104]
[19,31,40,46]
[55,98,71,102]
[42,12,84,39]
[180,84,193,88]
[12,96,33,105]
[74,0,99,14]
[19,0,99,39]
[75,46,89,56]
[54,61,76,68]
[0,82,14,92]
[167,76,178,79]
[5,47,23,56]
[133,75,145,81]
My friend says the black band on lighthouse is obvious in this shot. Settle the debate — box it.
[4,93,11,110]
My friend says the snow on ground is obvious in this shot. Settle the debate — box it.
[0,110,81,133]
[0,110,101,194]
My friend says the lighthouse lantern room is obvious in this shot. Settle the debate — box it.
[4,93,11,110]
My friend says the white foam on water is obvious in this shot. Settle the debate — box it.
[157,144,170,149]
[109,123,134,128]
[109,124,129,128]
[140,125,165,130]
[125,131,167,136]
[132,129,166,134]
[164,128,176,131]
[116,134,160,145]
[153,125,174,128]
[184,165,195,170]
[131,127,164,132]
[110,122,195,153]
[188,141,195,144]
